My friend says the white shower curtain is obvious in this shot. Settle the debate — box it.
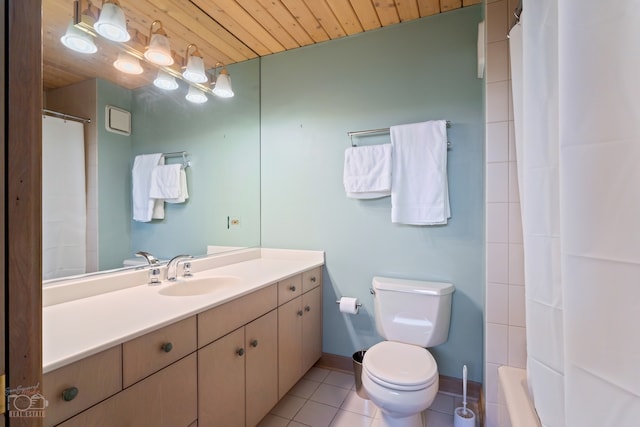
[510,1,640,426]
[42,116,87,280]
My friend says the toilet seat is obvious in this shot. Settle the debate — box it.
[363,341,438,392]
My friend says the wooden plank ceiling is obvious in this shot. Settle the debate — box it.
[43,0,481,91]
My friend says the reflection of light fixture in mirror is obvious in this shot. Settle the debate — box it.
[144,20,174,66]
[113,52,143,74]
[60,19,97,54]
[94,0,130,42]
[182,44,208,83]
[185,86,208,104]
[154,70,179,90]
[212,64,234,98]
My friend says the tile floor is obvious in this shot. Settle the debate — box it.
[257,367,457,427]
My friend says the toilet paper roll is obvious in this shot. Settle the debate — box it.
[339,297,359,314]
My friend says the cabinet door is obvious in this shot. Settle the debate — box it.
[245,310,278,427]
[199,328,246,427]
[58,354,197,427]
[278,296,303,398]
[302,286,323,373]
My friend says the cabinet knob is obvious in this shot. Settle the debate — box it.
[297,310,304,317]
[250,339,259,348]
[62,387,79,402]
[304,305,311,312]
[237,348,245,356]
[289,285,296,292]
[310,276,317,283]
[161,342,173,353]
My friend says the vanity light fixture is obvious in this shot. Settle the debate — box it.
[153,70,179,90]
[93,0,130,42]
[182,44,208,84]
[185,86,208,104]
[144,20,174,66]
[211,63,234,98]
[113,52,143,74]
[60,19,97,54]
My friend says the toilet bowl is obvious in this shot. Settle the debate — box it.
[362,341,438,427]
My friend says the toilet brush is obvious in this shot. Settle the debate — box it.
[454,365,476,427]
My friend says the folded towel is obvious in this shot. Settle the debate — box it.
[165,169,189,204]
[149,164,182,199]
[343,144,392,199]
[132,153,164,222]
[390,120,450,225]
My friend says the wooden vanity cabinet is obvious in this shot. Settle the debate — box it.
[198,310,278,427]
[278,267,323,398]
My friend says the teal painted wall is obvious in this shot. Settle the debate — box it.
[130,59,261,260]
[96,79,133,270]
[260,7,485,381]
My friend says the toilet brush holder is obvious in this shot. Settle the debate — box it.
[453,407,476,427]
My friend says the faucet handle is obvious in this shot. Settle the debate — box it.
[183,262,193,278]
[149,267,161,285]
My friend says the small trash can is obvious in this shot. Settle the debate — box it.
[352,350,369,399]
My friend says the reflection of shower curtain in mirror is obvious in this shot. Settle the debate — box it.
[42,116,87,280]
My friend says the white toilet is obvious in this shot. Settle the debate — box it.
[362,276,455,427]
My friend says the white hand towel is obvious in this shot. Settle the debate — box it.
[343,143,392,199]
[390,120,450,225]
[165,169,189,204]
[149,164,183,199]
[132,153,164,222]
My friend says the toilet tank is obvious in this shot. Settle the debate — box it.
[372,276,454,347]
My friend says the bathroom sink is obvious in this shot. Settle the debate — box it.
[158,276,240,296]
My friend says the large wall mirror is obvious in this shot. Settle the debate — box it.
[42,0,261,282]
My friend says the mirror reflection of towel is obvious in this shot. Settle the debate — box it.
[149,165,189,204]
[132,153,164,222]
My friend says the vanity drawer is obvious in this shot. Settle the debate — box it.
[43,345,122,427]
[302,267,322,293]
[122,316,197,387]
[278,274,302,305]
[198,284,277,347]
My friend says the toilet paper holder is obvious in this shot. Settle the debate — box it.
[335,299,362,308]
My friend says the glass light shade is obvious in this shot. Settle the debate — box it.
[94,2,130,42]
[144,33,174,66]
[113,52,143,75]
[182,55,208,83]
[60,20,97,54]
[153,71,179,90]
[185,86,208,104]
[212,71,234,98]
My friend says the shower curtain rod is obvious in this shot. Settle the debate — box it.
[43,109,91,124]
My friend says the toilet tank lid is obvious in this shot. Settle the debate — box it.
[372,276,454,295]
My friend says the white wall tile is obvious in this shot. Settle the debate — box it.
[486,323,508,365]
[487,40,509,83]
[486,0,508,43]
[486,163,509,203]
[508,161,520,203]
[485,362,501,404]
[508,203,523,243]
[486,283,509,325]
[485,402,500,427]
[486,121,509,163]
[487,203,509,243]
[508,121,517,161]
[508,326,527,368]
[486,81,510,123]
[508,285,526,327]
[487,243,509,284]
[508,244,524,286]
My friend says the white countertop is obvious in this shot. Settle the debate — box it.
[43,248,324,373]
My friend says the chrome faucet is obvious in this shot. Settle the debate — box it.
[167,254,193,281]
[135,251,159,266]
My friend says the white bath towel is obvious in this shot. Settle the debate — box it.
[165,169,189,204]
[343,143,392,199]
[132,153,164,222]
[149,164,182,199]
[390,120,450,225]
